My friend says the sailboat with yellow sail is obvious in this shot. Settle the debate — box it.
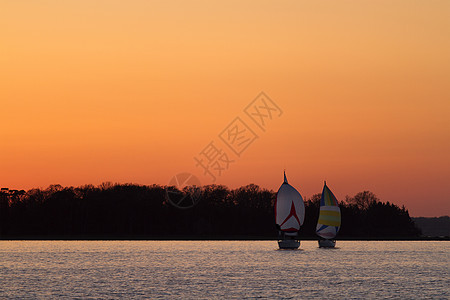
[316,181,341,248]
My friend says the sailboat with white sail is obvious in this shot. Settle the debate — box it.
[275,171,305,249]
[316,181,341,248]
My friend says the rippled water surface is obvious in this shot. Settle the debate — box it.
[0,241,448,299]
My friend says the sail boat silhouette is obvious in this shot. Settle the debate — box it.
[316,181,341,248]
[275,171,305,249]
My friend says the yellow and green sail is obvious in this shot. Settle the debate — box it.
[316,182,341,239]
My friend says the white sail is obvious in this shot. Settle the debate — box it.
[275,172,305,233]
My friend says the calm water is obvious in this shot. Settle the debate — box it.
[0,241,448,299]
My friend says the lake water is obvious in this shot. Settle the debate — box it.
[0,241,448,299]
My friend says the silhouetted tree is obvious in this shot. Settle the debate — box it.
[345,191,378,210]
[0,183,420,239]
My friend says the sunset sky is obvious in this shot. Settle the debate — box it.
[1,1,449,217]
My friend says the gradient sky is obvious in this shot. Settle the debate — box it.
[1,1,449,216]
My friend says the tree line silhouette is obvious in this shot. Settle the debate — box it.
[0,183,420,238]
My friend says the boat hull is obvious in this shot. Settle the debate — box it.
[278,239,300,249]
[318,239,336,248]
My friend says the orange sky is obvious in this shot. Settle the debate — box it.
[1,1,449,217]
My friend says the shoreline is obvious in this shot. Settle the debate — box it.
[1,236,448,241]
